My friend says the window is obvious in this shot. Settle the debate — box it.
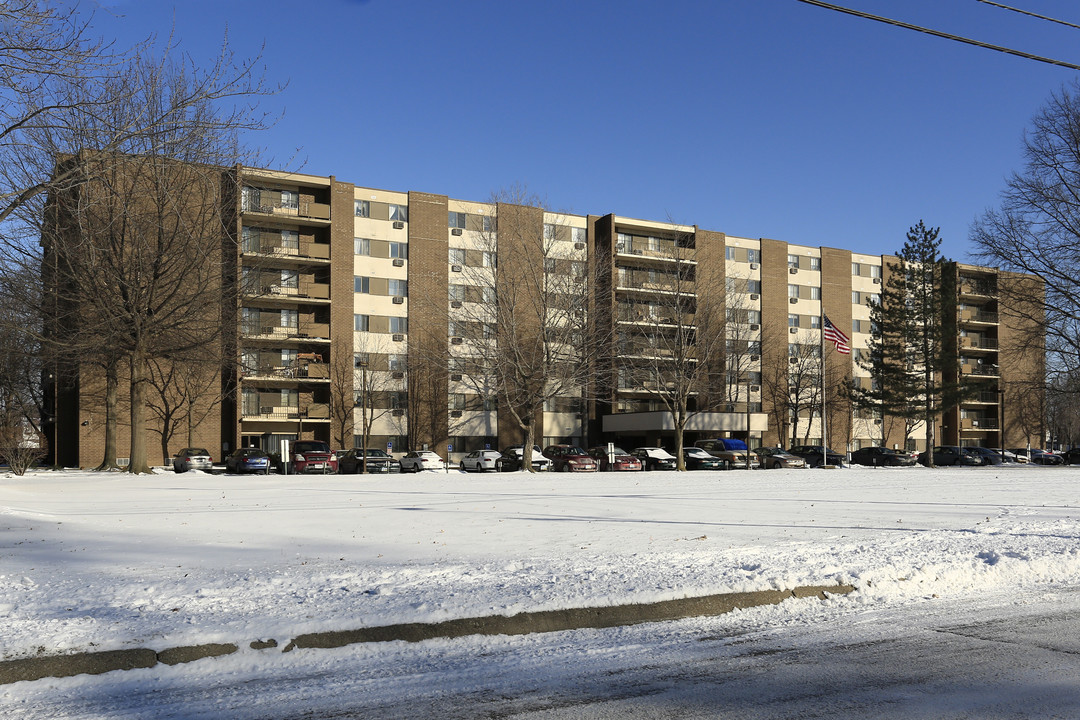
[281,229,299,251]
[725,246,737,261]
[789,314,800,328]
[810,315,821,329]
[725,277,737,293]
[809,257,821,271]
[449,248,466,265]
[354,276,370,293]
[354,238,370,255]
[388,204,408,222]
[746,249,761,263]
[543,223,557,241]
[747,310,761,324]
[280,269,298,289]
[280,190,298,210]
[389,392,407,410]
[482,287,496,303]
[852,291,861,304]
[388,241,408,259]
[388,354,407,371]
[788,254,800,269]
[355,200,370,218]
[354,314,369,332]
[448,211,466,229]
[617,232,632,249]
[646,236,661,252]
[449,284,465,302]
[354,352,370,368]
[788,284,799,299]
[389,316,408,334]
[388,279,408,297]
[572,227,587,244]
[483,215,494,233]
[448,320,461,337]
[870,265,882,279]
[809,286,821,300]
[853,319,864,334]
[852,262,862,276]
[747,279,761,293]
[280,309,298,328]
[571,261,585,277]
[482,251,496,268]
[450,393,466,410]
[748,341,761,355]
[544,258,556,274]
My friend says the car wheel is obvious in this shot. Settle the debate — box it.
[560,463,570,472]
[460,462,467,472]
[772,461,782,469]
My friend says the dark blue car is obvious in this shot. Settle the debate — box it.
[224,448,271,474]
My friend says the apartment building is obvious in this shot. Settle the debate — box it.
[51,165,1045,467]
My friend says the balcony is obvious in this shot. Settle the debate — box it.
[241,193,331,225]
[960,309,998,325]
[961,417,999,431]
[960,279,997,299]
[240,403,331,422]
[240,358,331,383]
[241,281,331,304]
[241,322,331,342]
[241,237,331,264]
[959,336,998,352]
[961,363,1000,377]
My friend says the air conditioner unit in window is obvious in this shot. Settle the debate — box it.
[451,337,463,345]
[393,221,404,229]
[789,297,798,304]
[789,267,798,274]
[750,263,759,270]
[631,249,643,255]
[392,258,404,267]
[615,243,625,252]
[749,293,759,300]
[391,371,404,379]
[750,323,760,331]
[392,296,404,304]
[750,355,760,362]
[451,228,463,236]
[574,242,586,250]
[392,333,405,341]
[873,277,881,284]
[874,418,882,424]
[789,327,799,334]
[450,410,462,418]
[450,373,462,381]
[450,300,462,308]
[451,264,462,272]
[750,385,760,393]
[392,409,404,417]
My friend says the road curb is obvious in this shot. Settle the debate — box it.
[0,583,855,685]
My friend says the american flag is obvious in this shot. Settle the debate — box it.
[823,314,851,355]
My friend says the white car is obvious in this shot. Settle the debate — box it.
[460,450,501,472]
[399,450,444,472]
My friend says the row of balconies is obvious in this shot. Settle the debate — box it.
[240,403,331,421]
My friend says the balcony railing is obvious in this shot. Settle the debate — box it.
[241,360,330,381]
[241,238,331,261]
[240,403,331,421]
[241,194,330,221]
[241,322,331,341]
[961,309,998,324]
[959,336,998,350]
[962,363,1000,377]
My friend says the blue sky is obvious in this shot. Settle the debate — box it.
[87,0,1080,261]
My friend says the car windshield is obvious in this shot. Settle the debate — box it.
[183,449,209,456]
[365,450,389,457]
[293,441,330,453]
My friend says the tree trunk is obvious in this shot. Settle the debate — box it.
[523,422,536,473]
[127,348,152,474]
[95,358,120,471]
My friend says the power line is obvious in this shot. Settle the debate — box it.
[975,0,1080,32]
[794,0,1080,71]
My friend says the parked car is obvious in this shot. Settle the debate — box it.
[788,445,845,468]
[495,446,550,472]
[629,447,677,471]
[172,447,213,473]
[694,438,757,469]
[399,450,444,472]
[338,448,401,474]
[1060,448,1080,465]
[918,446,980,467]
[460,450,502,472]
[989,448,1023,463]
[683,447,725,470]
[542,445,598,472]
[754,446,807,469]
[849,446,917,467]
[282,440,338,474]
[1011,448,1064,466]
[965,446,1003,466]
[587,446,642,472]
[224,448,270,474]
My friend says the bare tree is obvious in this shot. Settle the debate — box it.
[145,354,222,465]
[448,191,598,468]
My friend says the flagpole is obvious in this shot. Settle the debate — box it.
[821,310,827,457]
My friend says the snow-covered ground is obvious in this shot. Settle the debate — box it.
[3,462,1080,717]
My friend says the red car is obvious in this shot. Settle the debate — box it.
[542,445,598,472]
[587,446,642,472]
[285,440,338,474]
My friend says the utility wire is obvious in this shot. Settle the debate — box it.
[794,0,1080,71]
[975,0,1080,32]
